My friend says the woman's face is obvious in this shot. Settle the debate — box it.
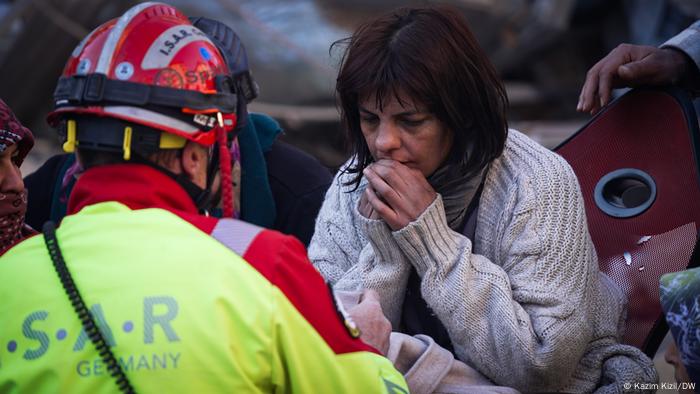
[359,93,453,177]
[0,144,24,194]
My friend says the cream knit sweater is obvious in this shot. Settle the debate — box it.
[309,130,657,393]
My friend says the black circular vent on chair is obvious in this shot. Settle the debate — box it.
[594,168,656,218]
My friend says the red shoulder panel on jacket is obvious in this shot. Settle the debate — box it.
[243,229,379,356]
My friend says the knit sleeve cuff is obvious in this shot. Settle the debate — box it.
[392,194,468,277]
[355,203,405,264]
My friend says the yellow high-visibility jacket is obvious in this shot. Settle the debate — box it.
[0,164,407,394]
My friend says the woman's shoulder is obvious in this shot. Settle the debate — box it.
[480,129,583,218]
[489,129,579,189]
[477,130,589,258]
[501,129,572,171]
[331,156,367,193]
[312,157,371,247]
[318,156,365,214]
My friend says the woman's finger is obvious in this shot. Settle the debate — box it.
[364,183,399,226]
[370,160,413,192]
[360,188,381,220]
[358,189,371,218]
[364,167,403,209]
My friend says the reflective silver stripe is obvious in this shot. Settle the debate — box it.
[141,25,215,70]
[96,2,159,74]
[102,106,199,134]
[211,219,264,256]
[71,27,98,58]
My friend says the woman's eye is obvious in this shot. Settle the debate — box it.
[10,152,20,166]
[360,116,378,124]
[401,118,424,127]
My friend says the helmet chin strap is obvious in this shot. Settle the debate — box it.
[143,112,235,217]
[129,153,217,214]
[141,115,234,217]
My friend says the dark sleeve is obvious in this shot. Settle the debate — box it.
[264,140,332,246]
[23,154,71,230]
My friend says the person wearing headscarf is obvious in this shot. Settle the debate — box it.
[0,98,35,255]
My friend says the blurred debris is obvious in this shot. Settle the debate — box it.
[33,0,89,39]
[0,0,137,136]
[0,0,697,171]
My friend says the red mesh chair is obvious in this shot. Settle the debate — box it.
[555,87,700,357]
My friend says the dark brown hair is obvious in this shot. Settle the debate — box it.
[334,5,508,188]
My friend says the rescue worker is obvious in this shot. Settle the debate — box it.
[0,3,407,393]
[23,17,332,247]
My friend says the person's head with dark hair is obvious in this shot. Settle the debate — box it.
[335,5,508,193]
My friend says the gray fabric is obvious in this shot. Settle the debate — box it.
[336,289,519,394]
[662,20,700,71]
[387,333,520,394]
[427,163,485,231]
[461,199,479,253]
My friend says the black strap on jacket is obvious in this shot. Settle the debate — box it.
[42,221,136,394]
[399,183,484,355]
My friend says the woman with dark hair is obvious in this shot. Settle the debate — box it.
[308,5,657,392]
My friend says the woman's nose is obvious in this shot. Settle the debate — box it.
[374,122,401,154]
